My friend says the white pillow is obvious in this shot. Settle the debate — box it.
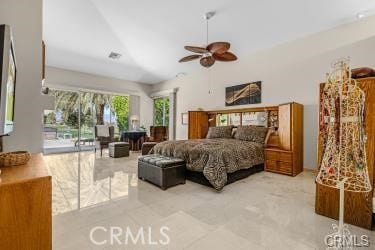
[96,125,110,137]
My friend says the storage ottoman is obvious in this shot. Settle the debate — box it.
[138,154,186,190]
[109,142,130,158]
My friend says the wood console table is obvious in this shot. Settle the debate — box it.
[0,154,52,250]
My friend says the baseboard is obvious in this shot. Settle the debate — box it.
[303,167,317,174]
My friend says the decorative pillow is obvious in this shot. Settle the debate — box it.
[234,125,269,143]
[206,126,233,139]
[351,67,375,79]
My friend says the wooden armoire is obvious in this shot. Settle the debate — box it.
[315,77,375,229]
[188,102,304,176]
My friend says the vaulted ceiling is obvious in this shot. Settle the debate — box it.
[43,0,375,84]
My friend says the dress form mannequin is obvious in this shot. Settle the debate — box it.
[316,59,371,249]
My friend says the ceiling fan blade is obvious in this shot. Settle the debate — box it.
[184,46,208,54]
[207,42,230,54]
[213,52,237,61]
[200,56,215,68]
[179,55,202,63]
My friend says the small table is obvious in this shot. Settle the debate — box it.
[120,131,147,151]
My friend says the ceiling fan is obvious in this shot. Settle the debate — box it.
[179,11,237,68]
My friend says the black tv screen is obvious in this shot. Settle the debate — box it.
[0,24,16,136]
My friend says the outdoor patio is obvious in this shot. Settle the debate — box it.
[44,138,95,154]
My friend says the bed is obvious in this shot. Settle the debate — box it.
[151,137,265,190]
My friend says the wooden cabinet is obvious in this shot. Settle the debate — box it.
[315,77,375,230]
[265,102,304,176]
[0,154,52,250]
[265,148,293,175]
[188,111,209,139]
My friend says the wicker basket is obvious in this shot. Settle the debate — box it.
[0,151,31,167]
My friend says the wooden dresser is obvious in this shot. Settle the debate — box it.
[265,102,304,176]
[0,154,52,250]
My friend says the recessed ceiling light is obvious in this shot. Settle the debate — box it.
[109,52,122,60]
[176,72,186,78]
[357,12,365,20]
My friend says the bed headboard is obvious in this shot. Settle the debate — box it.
[206,106,279,128]
[188,102,303,149]
[187,106,279,140]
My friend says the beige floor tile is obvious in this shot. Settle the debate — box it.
[127,205,164,226]
[185,227,263,250]
[48,152,375,250]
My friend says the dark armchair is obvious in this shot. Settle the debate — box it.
[142,126,168,155]
[147,126,168,142]
[95,125,117,157]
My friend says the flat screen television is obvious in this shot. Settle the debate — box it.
[0,24,16,136]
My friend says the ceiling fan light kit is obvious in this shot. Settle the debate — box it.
[179,11,238,68]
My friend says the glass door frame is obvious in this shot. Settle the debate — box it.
[44,86,130,210]
[45,86,130,148]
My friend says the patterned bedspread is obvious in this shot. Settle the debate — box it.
[151,138,264,190]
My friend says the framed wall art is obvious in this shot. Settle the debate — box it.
[225,81,261,106]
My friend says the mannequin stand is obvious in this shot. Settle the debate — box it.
[326,179,353,250]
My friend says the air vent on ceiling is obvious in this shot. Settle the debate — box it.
[109,52,122,60]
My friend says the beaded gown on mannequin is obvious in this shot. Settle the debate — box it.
[316,59,371,193]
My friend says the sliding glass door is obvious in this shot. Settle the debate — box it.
[43,88,131,212]
[77,92,95,152]
[43,90,82,154]
[43,90,130,154]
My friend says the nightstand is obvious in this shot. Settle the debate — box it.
[265,147,295,176]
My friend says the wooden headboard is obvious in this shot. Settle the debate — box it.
[188,102,302,147]
[206,106,279,128]
[187,105,279,141]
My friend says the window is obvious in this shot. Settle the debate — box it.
[110,95,130,135]
[153,97,170,126]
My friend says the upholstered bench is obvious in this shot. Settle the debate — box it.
[109,142,130,158]
[138,154,186,190]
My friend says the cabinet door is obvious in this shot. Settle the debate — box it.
[188,112,208,139]
[278,104,291,150]
[0,178,52,250]
[188,112,202,139]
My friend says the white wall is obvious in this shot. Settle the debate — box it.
[152,16,375,169]
[45,66,154,131]
[0,0,45,153]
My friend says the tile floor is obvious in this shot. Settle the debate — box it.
[47,151,375,250]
